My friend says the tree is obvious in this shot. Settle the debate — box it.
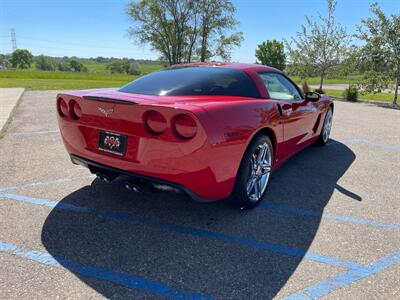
[126,0,242,64]
[255,40,286,70]
[128,63,141,75]
[69,59,87,72]
[57,61,69,72]
[197,0,242,62]
[325,45,361,88]
[356,3,400,105]
[106,59,130,74]
[0,54,8,69]
[95,56,109,63]
[36,55,55,71]
[285,0,349,89]
[10,49,33,69]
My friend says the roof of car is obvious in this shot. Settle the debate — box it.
[170,62,280,72]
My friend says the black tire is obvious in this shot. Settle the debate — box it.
[317,106,333,146]
[230,135,274,210]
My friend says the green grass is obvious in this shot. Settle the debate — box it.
[293,75,362,85]
[0,70,135,81]
[0,70,139,90]
[0,62,164,90]
[81,62,108,73]
[138,64,164,74]
[323,89,394,103]
[0,78,134,90]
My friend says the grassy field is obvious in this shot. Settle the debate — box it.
[0,78,133,90]
[323,89,394,103]
[292,76,362,85]
[0,70,138,90]
[0,68,394,103]
[0,62,164,90]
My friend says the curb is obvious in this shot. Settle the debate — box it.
[0,88,25,137]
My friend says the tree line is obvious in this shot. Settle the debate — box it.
[0,52,146,75]
[255,0,399,105]
[0,51,88,72]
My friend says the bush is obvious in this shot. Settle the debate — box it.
[0,54,9,69]
[128,63,141,75]
[301,80,310,93]
[314,88,325,94]
[57,61,70,72]
[343,85,358,102]
[35,55,55,71]
[69,59,87,72]
[107,59,130,74]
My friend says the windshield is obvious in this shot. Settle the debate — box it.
[119,66,260,98]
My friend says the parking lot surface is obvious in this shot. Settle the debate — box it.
[0,90,399,299]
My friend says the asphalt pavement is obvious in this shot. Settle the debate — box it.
[0,91,399,299]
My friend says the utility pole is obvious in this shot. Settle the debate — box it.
[11,28,17,52]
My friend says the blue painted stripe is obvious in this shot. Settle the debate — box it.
[259,203,400,231]
[283,251,400,299]
[0,241,213,299]
[0,193,363,271]
[346,137,400,154]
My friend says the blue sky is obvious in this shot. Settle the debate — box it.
[1,0,399,63]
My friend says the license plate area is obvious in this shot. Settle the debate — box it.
[98,130,127,156]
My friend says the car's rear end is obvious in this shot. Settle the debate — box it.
[56,66,264,201]
[56,89,228,201]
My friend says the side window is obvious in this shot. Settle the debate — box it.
[259,72,302,101]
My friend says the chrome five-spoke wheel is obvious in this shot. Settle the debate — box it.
[230,135,274,209]
[318,107,333,145]
[246,142,272,202]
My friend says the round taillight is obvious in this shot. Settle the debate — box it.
[57,98,68,117]
[70,100,82,120]
[174,114,197,139]
[145,110,167,134]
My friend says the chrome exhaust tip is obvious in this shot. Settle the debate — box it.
[96,173,112,183]
[125,182,141,193]
[152,183,181,194]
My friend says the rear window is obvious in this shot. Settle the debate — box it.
[119,66,260,98]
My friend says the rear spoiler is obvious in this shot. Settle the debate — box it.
[82,95,137,105]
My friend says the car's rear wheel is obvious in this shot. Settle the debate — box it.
[230,135,273,209]
[318,106,333,146]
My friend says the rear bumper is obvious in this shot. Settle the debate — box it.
[60,125,236,201]
[70,154,208,202]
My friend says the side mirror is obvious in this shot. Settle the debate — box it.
[305,92,321,102]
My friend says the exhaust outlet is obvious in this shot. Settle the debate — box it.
[96,173,109,183]
[95,173,117,183]
[125,182,141,193]
[152,183,181,194]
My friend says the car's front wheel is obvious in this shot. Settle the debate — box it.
[230,135,273,209]
[318,106,333,145]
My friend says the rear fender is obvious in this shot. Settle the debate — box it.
[196,99,283,195]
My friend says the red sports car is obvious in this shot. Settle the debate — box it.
[57,63,333,209]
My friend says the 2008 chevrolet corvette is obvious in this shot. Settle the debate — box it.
[57,63,333,209]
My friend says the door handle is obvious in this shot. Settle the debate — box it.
[281,103,292,114]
